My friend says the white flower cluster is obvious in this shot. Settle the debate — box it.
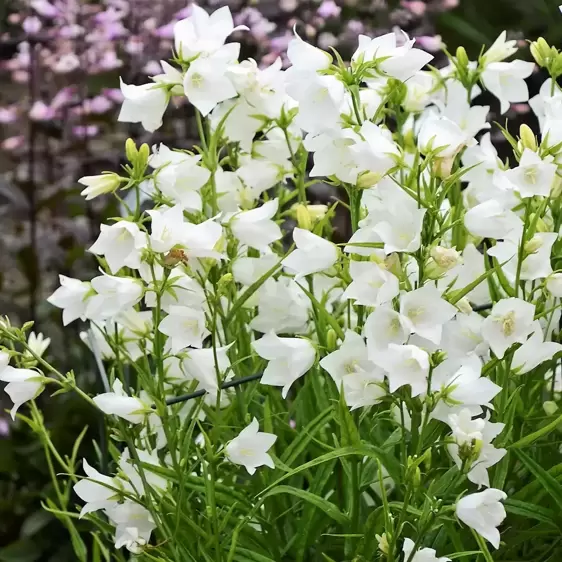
[3,4,562,560]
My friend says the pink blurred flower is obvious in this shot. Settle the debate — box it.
[87,95,114,114]
[52,53,81,74]
[443,0,459,8]
[30,0,59,18]
[512,103,530,114]
[0,418,9,438]
[125,36,144,55]
[143,60,163,75]
[102,88,124,103]
[2,136,25,151]
[97,50,123,71]
[51,87,77,110]
[0,107,18,124]
[416,34,444,52]
[280,0,298,12]
[22,16,42,34]
[12,70,29,84]
[154,21,176,39]
[318,32,338,50]
[317,0,342,19]
[59,24,85,39]
[401,1,427,16]
[29,100,56,121]
[73,125,99,138]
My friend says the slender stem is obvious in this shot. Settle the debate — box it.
[514,199,532,297]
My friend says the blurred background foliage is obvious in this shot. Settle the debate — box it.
[0,0,561,559]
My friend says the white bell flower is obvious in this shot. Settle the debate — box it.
[546,272,562,297]
[73,459,119,517]
[464,200,522,242]
[353,32,433,82]
[250,278,309,335]
[399,285,457,345]
[402,538,451,562]
[89,221,145,274]
[230,199,282,253]
[441,313,489,360]
[481,60,535,114]
[431,356,501,423]
[47,275,92,325]
[174,5,247,60]
[418,115,476,158]
[147,205,188,253]
[0,361,46,420]
[106,500,155,554]
[342,261,399,307]
[25,332,51,360]
[253,332,315,398]
[456,488,507,549]
[364,306,410,354]
[118,79,168,132]
[373,343,430,397]
[494,149,557,198]
[512,321,562,374]
[372,206,426,254]
[93,380,151,424]
[225,417,277,475]
[232,254,279,286]
[181,344,233,395]
[481,298,535,359]
[481,31,518,65]
[85,274,143,321]
[282,228,338,281]
[158,305,209,352]
[403,71,436,112]
[78,173,121,200]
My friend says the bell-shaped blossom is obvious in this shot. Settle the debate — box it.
[93,380,151,424]
[232,254,279,286]
[512,321,562,374]
[343,261,399,307]
[181,344,233,394]
[152,61,184,94]
[374,344,430,397]
[282,228,338,280]
[399,285,457,345]
[461,133,503,189]
[481,60,535,114]
[546,272,562,297]
[495,149,556,198]
[402,538,451,562]
[152,152,210,212]
[320,331,386,409]
[174,5,247,60]
[351,122,400,180]
[353,32,433,82]
[441,313,489,360]
[74,460,119,517]
[418,115,476,158]
[230,199,282,253]
[118,79,168,132]
[107,500,155,554]
[147,205,187,253]
[287,32,332,73]
[47,275,92,325]
[482,31,518,65]
[456,488,507,549]
[481,298,535,359]
[372,206,426,254]
[158,305,209,352]
[183,52,238,116]
[25,332,51,360]
[403,71,437,112]
[253,332,315,398]
[364,306,410,354]
[143,267,206,312]
[0,363,46,420]
[89,221,145,274]
[250,278,309,334]
[431,356,501,422]
[447,409,506,488]
[118,449,167,495]
[464,200,522,242]
[183,219,224,260]
[225,418,277,475]
[85,274,143,321]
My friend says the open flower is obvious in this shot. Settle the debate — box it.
[253,332,315,398]
[0,362,46,420]
[225,418,277,474]
[456,488,507,549]
[118,79,168,132]
[93,380,151,424]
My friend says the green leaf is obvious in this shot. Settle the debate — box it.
[20,510,52,538]
[471,529,494,562]
[510,410,562,449]
[445,552,483,560]
[296,282,345,341]
[259,445,400,497]
[504,499,559,528]
[0,541,42,562]
[513,449,562,506]
[336,392,360,448]
[232,549,277,562]
[281,407,334,466]
[262,485,350,525]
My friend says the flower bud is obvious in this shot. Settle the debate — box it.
[426,246,462,279]
[326,328,338,353]
[78,173,122,200]
[543,400,559,417]
[126,138,139,163]
[519,124,537,152]
[163,248,188,267]
[456,46,469,74]
[456,297,473,315]
[217,273,234,296]
[292,203,329,230]
[376,533,389,555]
[530,37,555,69]
[384,253,402,278]
[357,171,384,188]
[524,235,543,256]
[432,156,455,179]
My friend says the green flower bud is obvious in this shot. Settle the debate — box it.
[326,329,338,353]
[126,138,139,163]
[519,124,537,152]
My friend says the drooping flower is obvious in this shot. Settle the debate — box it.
[282,228,338,281]
[252,332,315,398]
[342,260,399,307]
[225,417,277,474]
[158,305,209,352]
[456,488,507,549]
[402,538,451,562]
[118,79,168,132]
[0,362,46,420]
[85,274,143,321]
[47,275,92,325]
[106,500,155,554]
[93,380,151,424]
[73,459,120,517]
[230,199,282,253]
[78,173,121,200]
